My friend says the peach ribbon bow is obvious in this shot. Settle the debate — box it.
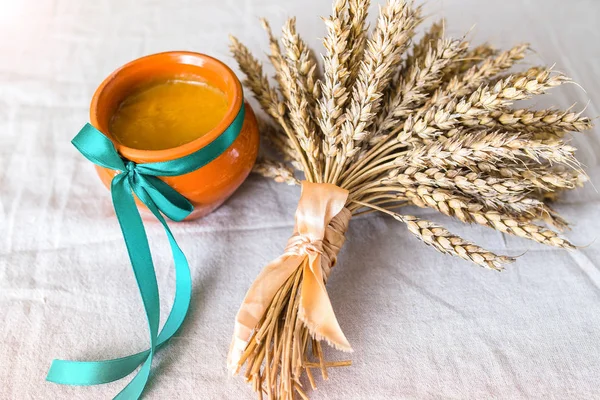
[228,181,352,371]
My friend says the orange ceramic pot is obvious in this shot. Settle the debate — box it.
[90,51,259,220]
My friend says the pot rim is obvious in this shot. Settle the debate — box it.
[90,51,244,162]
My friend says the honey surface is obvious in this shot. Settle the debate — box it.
[110,79,229,150]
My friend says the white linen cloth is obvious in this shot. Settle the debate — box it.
[1,0,599,398]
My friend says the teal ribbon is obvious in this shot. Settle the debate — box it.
[47,104,245,399]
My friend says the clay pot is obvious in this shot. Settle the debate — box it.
[90,51,259,219]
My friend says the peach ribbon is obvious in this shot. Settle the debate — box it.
[228,181,352,372]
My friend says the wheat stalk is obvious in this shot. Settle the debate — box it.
[464,107,593,136]
[441,42,497,78]
[319,0,354,181]
[280,19,323,180]
[376,36,469,136]
[404,19,445,73]
[253,157,300,186]
[230,35,315,181]
[355,185,575,248]
[347,0,371,84]
[351,201,514,270]
[281,18,321,111]
[403,131,579,169]
[441,43,529,100]
[380,166,542,213]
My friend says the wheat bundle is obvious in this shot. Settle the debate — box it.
[227,0,592,398]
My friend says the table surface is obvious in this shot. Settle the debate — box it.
[1,0,599,399]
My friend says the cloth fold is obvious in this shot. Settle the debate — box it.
[228,181,352,372]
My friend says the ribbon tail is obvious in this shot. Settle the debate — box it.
[113,354,154,400]
[46,174,160,399]
[228,254,307,373]
[298,253,352,352]
[135,185,193,347]
[47,351,149,386]
[47,285,189,387]
[110,175,160,342]
[46,179,193,396]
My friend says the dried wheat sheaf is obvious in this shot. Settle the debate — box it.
[230,0,592,398]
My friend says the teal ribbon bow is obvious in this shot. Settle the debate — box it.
[47,104,245,399]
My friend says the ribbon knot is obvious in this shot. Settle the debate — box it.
[48,104,246,399]
[285,235,324,257]
[229,181,353,372]
[124,161,138,187]
[125,160,136,173]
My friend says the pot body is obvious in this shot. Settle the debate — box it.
[90,51,259,219]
